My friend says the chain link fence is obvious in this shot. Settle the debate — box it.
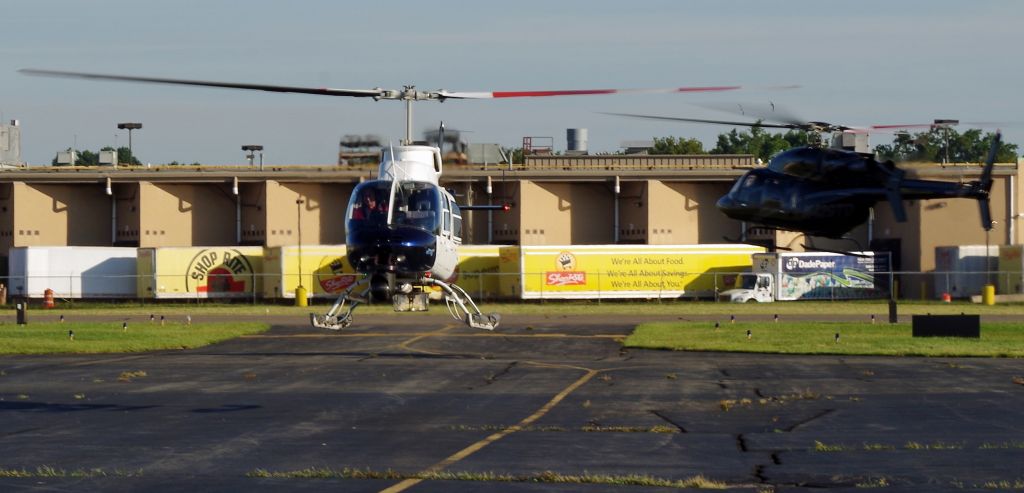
[0,270,1020,303]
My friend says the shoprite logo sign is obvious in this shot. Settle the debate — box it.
[546,251,586,286]
[186,248,255,293]
[317,257,357,293]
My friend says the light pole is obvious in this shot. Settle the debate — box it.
[296,197,305,291]
[117,122,142,166]
[986,220,997,285]
[242,145,263,170]
[933,119,958,164]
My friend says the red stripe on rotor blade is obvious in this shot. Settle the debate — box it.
[489,86,741,98]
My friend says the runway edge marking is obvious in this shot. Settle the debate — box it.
[379,368,599,493]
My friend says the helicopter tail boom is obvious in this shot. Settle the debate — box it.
[894,131,1000,230]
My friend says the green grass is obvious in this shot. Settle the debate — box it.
[0,466,141,478]
[625,321,1024,357]
[0,321,269,354]
[5,299,1024,316]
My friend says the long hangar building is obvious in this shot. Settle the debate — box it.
[0,152,1020,299]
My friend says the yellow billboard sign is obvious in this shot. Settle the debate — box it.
[520,244,762,299]
[263,245,522,299]
[447,245,522,299]
[137,247,263,299]
[263,245,358,299]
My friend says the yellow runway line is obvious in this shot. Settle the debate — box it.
[397,325,458,355]
[379,368,599,493]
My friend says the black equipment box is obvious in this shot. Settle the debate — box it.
[911,314,980,338]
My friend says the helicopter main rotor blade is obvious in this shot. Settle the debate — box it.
[602,112,800,130]
[19,68,386,98]
[691,101,808,127]
[868,122,1007,131]
[22,69,793,103]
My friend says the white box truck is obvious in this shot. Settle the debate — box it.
[719,252,891,302]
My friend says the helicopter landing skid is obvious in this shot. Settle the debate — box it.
[423,277,501,331]
[310,277,371,331]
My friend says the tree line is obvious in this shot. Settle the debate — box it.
[650,125,1018,163]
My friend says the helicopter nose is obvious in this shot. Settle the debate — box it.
[716,194,738,210]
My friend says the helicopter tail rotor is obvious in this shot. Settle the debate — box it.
[884,166,908,222]
[977,131,1002,230]
[874,157,908,222]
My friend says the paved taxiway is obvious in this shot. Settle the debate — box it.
[0,313,1022,491]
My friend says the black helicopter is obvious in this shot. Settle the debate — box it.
[609,112,1001,239]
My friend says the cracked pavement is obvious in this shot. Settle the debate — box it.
[0,313,1022,491]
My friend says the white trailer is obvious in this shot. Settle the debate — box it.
[934,245,997,299]
[8,246,138,298]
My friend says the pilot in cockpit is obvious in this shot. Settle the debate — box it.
[352,189,387,221]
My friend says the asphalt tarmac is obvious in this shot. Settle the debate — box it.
[0,313,1022,492]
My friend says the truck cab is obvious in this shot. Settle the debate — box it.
[719,272,774,303]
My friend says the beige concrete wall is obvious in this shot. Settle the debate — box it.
[491,180,520,244]
[12,183,111,247]
[519,181,570,245]
[239,182,267,245]
[114,183,140,246]
[648,182,741,244]
[265,181,351,247]
[617,181,647,243]
[138,182,236,247]
[519,181,614,245]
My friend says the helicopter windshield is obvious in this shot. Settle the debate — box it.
[347,180,442,233]
[727,171,763,204]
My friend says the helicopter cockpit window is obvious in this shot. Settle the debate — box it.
[451,202,462,239]
[442,197,452,234]
[728,172,763,204]
[769,148,821,178]
[347,180,442,233]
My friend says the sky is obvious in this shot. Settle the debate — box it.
[2,0,1022,165]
